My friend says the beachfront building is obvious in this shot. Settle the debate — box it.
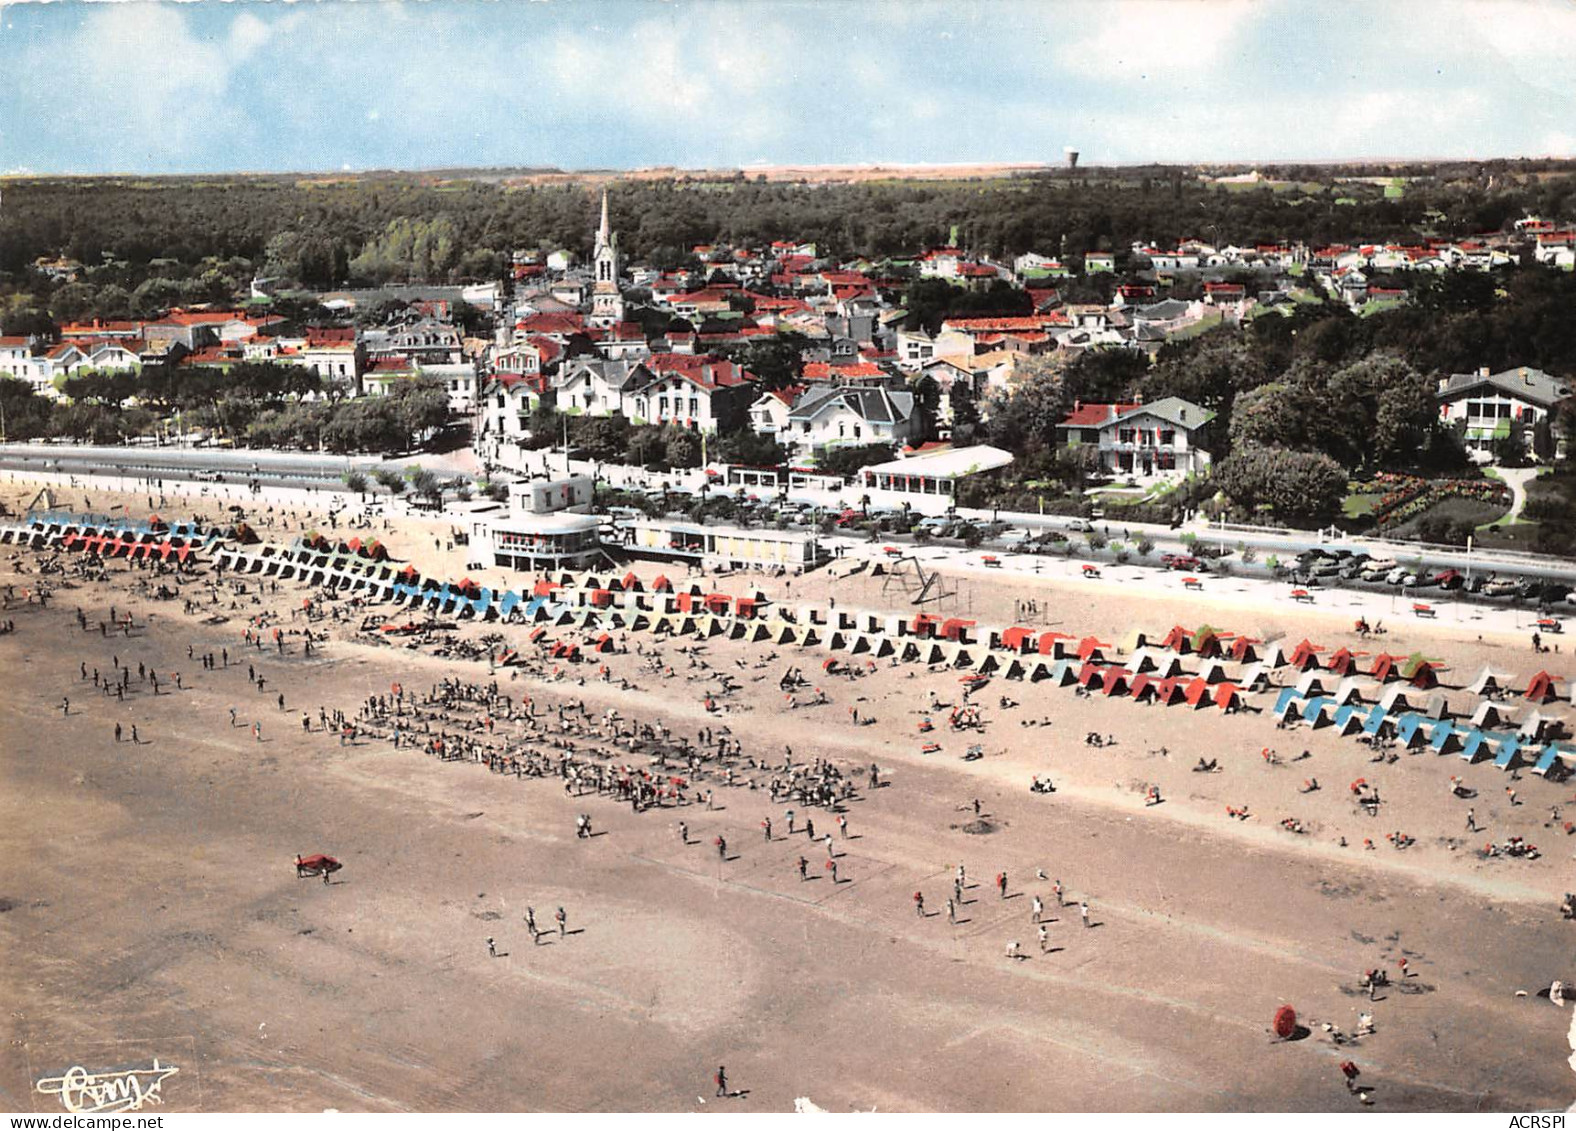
[856,444,1014,512]
[467,474,604,572]
[617,517,821,573]
[1436,366,1572,460]
[1056,397,1215,480]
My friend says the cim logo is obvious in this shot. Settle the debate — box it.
[34,1059,180,1114]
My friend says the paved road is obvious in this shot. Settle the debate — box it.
[6,440,1574,587]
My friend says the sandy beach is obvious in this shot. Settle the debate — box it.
[3,474,1573,1113]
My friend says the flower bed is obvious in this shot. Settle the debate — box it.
[1369,475,1510,530]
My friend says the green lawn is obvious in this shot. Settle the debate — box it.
[1171,310,1224,340]
[1387,496,1510,539]
[1342,493,1380,518]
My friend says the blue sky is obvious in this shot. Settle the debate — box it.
[3,0,1575,175]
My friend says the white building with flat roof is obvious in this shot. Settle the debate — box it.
[616,518,820,573]
[468,474,605,572]
[856,445,1014,511]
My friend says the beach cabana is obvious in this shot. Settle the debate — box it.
[1238,663,1271,692]
[1117,628,1149,654]
[1228,637,1260,664]
[1259,641,1288,669]
[1362,705,1390,737]
[1197,659,1231,684]
[1333,705,1366,736]
[941,618,976,643]
[1038,631,1075,657]
[1183,678,1215,709]
[1324,647,1361,677]
[1369,653,1405,682]
[1299,696,1333,726]
[1127,647,1160,673]
[1531,744,1569,777]
[1213,683,1242,711]
[1377,686,1412,713]
[1467,666,1513,696]
[1042,660,1077,686]
[1491,732,1524,771]
[1457,729,1493,764]
[1419,690,1450,720]
[1273,687,1303,716]
[1517,711,1555,742]
[1287,639,1323,671]
[1294,672,1328,698]
[1425,720,1458,754]
[1076,637,1111,663]
[1329,678,1367,706]
[1076,662,1105,690]
[1267,696,1304,721]
[999,627,1035,654]
[1159,625,1193,653]
[1100,668,1134,697]
[1525,670,1563,704]
[1393,713,1429,748]
[1469,701,1508,729]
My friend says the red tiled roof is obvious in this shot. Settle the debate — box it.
[1060,402,1139,428]
[516,312,585,335]
[941,316,1051,333]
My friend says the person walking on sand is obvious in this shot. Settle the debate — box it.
[1038,923,1049,952]
[714,1065,728,1098]
[1054,878,1065,907]
[229,706,237,727]
[60,696,69,716]
[678,820,689,844]
[798,856,808,881]
[997,871,1008,899]
[130,725,139,745]
[114,722,122,743]
[946,897,956,923]
[716,835,727,861]
[1032,894,1044,923]
[1466,807,1477,832]
[555,906,566,937]
[486,937,497,958]
[525,907,538,944]
[253,721,262,742]
[1080,900,1091,928]
[761,817,772,841]
[914,891,925,917]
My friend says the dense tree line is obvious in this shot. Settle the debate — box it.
[6,164,1576,290]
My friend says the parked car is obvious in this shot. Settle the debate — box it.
[1435,569,1463,590]
[1385,566,1409,585]
[1483,578,1520,597]
[1066,518,1094,533]
[1402,570,1433,588]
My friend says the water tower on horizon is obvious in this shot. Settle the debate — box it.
[1064,146,1080,171]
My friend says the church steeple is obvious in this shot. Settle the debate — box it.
[596,189,611,254]
[590,187,624,328]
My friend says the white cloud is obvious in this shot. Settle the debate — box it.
[1051,0,1269,81]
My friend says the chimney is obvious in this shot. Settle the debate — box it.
[1479,366,1490,378]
